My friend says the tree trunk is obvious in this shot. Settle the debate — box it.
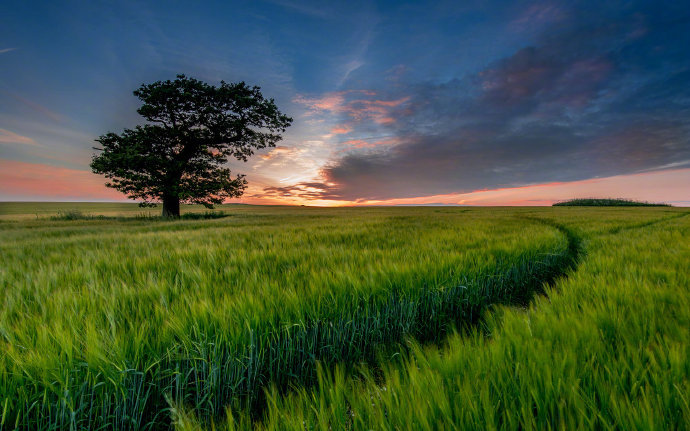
[162,195,180,218]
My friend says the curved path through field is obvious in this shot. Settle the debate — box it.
[14,211,687,430]
[228,217,587,421]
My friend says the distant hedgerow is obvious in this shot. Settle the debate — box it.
[553,198,671,207]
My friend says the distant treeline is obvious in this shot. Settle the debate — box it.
[553,198,671,207]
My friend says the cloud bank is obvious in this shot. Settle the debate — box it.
[280,1,690,201]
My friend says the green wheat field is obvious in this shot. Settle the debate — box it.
[0,202,688,430]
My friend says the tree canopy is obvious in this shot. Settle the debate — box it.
[91,75,292,217]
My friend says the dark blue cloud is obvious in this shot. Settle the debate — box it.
[316,0,690,200]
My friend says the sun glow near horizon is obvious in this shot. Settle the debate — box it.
[1,158,687,207]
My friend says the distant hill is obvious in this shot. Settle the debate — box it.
[553,198,671,207]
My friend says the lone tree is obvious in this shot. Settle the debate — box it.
[91,75,292,217]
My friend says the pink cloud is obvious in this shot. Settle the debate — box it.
[375,117,396,125]
[344,97,410,124]
[294,90,410,126]
[0,129,38,146]
[6,92,65,122]
[0,159,125,201]
[367,98,409,108]
[331,125,352,134]
[294,92,348,111]
[293,90,373,113]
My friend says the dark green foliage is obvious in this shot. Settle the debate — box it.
[47,209,229,221]
[180,211,231,220]
[90,75,292,217]
[553,198,670,206]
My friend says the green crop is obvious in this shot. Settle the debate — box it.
[213,208,690,431]
[0,204,687,430]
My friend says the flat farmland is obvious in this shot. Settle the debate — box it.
[0,204,687,430]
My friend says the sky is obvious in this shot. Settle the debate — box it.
[1,0,689,206]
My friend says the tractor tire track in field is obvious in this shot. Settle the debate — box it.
[190,217,588,425]
[606,211,688,234]
[243,213,683,424]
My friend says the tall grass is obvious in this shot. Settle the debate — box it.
[214,209,690,430]
[1,207,571,430]
[0,202,240,221]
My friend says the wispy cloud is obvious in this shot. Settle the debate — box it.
[0,128,38,146]
[0,47,17,54]
[5,92,65,122]
[256,145,299,163]
[510,3,566,31]
[336,25,374,88]
[265,0,331,18]
[338,59,365,87]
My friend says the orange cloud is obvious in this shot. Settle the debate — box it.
[342,137,399,149]
[294,91,349,112]
[294,90,409,126]
[259,145,293,160]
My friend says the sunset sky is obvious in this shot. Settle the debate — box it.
[1,0,689,206]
